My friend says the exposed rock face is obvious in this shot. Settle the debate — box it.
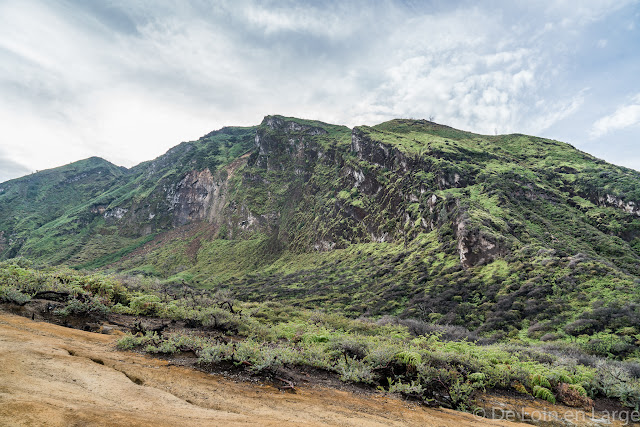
[351,128,413,172]
[90,205,107,215]
[89,118,507,268]
[349,127,503,267]
[351,128,465,190]
[104,207,128,221]
[455,219,504,269]
[167,169,216,226]
[598,194,640,216]
[254,116,327,170]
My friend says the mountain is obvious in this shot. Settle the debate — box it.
[2,115,640,338]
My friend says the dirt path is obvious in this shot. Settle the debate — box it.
[0,311,518,426]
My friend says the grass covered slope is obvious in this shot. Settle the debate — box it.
[2,115,640,345]
[101,117,640,342]
[0,126,257,265]
[0,157,126,261]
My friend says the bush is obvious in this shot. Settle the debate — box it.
[198,343,234,364]
[117,332,158,350]
[129,294,161,316]
[336,357,374,383]
[533,385,556,404]
[595,361,640,409]
[395,351,422,371]
[449,379,479,411]
[328,336,369,361]
[530,374,552,389]
[0,287,31,305]
[388,379,424,396]
[54,296,109,317]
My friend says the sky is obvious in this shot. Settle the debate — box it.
[1,0,639,182]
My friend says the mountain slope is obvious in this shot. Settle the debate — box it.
[2,115,640,338]
[0,157,126,260]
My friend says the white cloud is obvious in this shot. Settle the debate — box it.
[590,94,640,138]
[0,0,638,178]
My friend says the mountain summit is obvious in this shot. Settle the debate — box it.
[2,115,640,336]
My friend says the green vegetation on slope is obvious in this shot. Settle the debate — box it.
[2,116,640,354]
[0,157,125,260]
[0,126,257,264]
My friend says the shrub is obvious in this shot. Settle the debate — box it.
[198,343,234,364]
[564,319,599,336]
[145,341,178,354]
[363,344,397,369]
[388,379,424,396]
[530,374,552,389]
[533,385,556,404]
[595,361,640,409]
[55,296,109,317]
[117,332,158,350]
[328,336,369,361]
[540,333,559,342]
[468,372,486,383]
[449,379,479,411]
[336,357,374,384]
[201,307,243,334]
[0,287,31,305]
[129,294,161,316]
[395,351,422,371]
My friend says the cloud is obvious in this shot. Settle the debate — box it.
[0,150,31,183]
[590,94,640,138]
[0,0,638,174]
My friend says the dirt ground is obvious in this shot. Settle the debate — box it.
[0,310,519,426]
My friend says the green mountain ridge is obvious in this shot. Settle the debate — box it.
[2,115,640,339]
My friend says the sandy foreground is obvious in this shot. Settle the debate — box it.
[0,311,521,426]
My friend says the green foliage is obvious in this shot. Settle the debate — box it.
[388,379,424,395]
[533,385,557,404]
[530,374,552,389]
[468,372,486,383]
[0,287,31,305]
[569,384,588,397]
[449,379,480,411]
[75,234,156,270]
[54,296,109,317]
[395,351,422,371]
[129,294,161,316]
[117,332,159,350]
[143,333,209,355]
[594,362,640,410]
[336,357,375,383]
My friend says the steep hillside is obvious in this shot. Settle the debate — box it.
[0,126,256,266]
[0,157,126,261]
[2,115,640,339]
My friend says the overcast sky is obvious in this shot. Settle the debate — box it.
[1,0,639,182]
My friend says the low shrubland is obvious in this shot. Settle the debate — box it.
[2,258,640,412]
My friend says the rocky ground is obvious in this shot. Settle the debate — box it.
[0,310,517,426]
